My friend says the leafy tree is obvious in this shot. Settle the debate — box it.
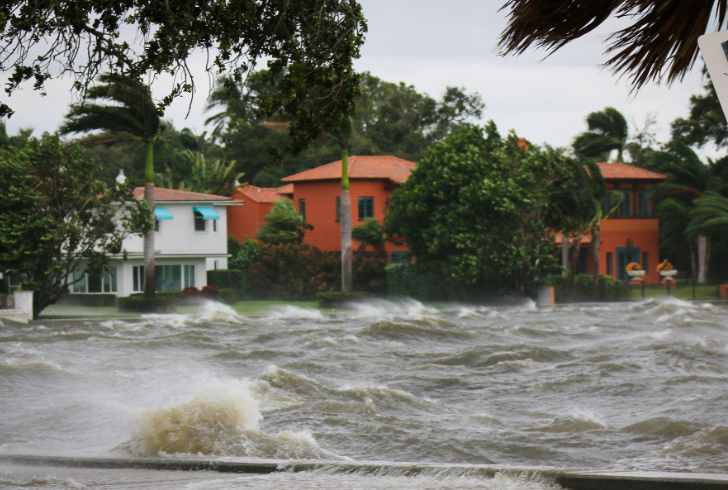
[352,218,388,259]
[498,0,719,88]
[573,107,629,162]
[387,123,574,296]
[0,134,150,318]
[0,0,366,154]
[671,75,728,148]
[651,141,722,282]
[60,73,162,297]
[256,199,313,245]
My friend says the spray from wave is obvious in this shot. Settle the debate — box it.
[124,385,341,460]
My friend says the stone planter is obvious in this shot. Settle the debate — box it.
[627,270,646,279]
[660,270,677,278]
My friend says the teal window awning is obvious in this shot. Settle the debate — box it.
[193,206,220,220]
[154,206,174,220]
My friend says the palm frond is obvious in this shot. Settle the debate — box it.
[498,0,728,89]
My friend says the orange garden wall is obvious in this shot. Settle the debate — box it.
[292,179,409,253]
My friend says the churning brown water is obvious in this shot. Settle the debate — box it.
[1,298,727,488]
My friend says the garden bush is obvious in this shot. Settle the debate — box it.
[353,253,387,294]
[118,296,176,313]
[543,274,631,303]
[207,269,245,298]
[246,243,339,300]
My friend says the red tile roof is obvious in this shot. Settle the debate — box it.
[232,184,293,203]
[133,187,231,201]
[597,162,666,181]
[282,156,416,183]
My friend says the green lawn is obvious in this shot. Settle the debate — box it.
[629,283,722,301]
[39,300,321,319]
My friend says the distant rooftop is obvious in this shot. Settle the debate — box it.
[597,162,666,181]
[133,187,231,201]
[232,184,293,203]
[282,156,416,184]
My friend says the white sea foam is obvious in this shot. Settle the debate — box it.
[349,298,439,320]
[267,305,326,320]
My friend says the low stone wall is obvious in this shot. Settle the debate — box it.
[0,291,33,323]
[0,294,13,309]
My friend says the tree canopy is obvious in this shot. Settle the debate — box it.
[387,123,575,295]
[0,133,150,317]
[1,0,366,154]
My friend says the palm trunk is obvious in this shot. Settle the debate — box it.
[698,234,707,284]
[341,148,353,293]
[143,142,156,298]
[591,221,602,285]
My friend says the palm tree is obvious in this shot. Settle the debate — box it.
[573,108,629,162]
[652,141,718,283]
[60,73,163,297]
[498,0,719,89]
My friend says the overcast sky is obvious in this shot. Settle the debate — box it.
[1,0,716,156]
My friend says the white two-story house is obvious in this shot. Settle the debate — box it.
[70,187,239,297]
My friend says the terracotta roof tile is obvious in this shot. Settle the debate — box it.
[133,187,231,201]
[282,156,416,183]
[598,162,666,181]
[232,184,293,203]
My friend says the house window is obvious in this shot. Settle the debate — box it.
[73,268,117,293]
[642,252,649,272]
[213,219,217,233]
[638,190,650,217]
[336,197,341,222]
[184,265,195,288]
[621,190,632,217]
[155,220,160,232]
[606,253,613,276]
[194,211,206,232]
[390,252,412,263]
[133,266,144,292]
[299,198,306,221]
[358,196,374,220]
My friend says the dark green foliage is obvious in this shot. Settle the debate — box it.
[246,244,339,300]
[353,253,387,294]
[387,123,573,296]
[573,107,629,162]
[352,218,387,257]
[543,274,631,303]
[317,291,370,308]
[207,270,245,291]
[256,199,313,245]
[58,294,118,307]
[0,134,151,318]
[672,77,728,148]
[1,0,367,157]
[118,296,176,313]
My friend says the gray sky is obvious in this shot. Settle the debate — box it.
[2,0,716,156]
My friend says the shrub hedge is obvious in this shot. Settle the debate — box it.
[543,274,631,303]
[386,263,498,301]
[207,269,245,299]
[118,296,176,313]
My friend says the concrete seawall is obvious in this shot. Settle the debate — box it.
[2,454,728,490]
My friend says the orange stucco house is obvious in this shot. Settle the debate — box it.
[228,184,293,242]
[560,162,666,283]
[278,156,415,260]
